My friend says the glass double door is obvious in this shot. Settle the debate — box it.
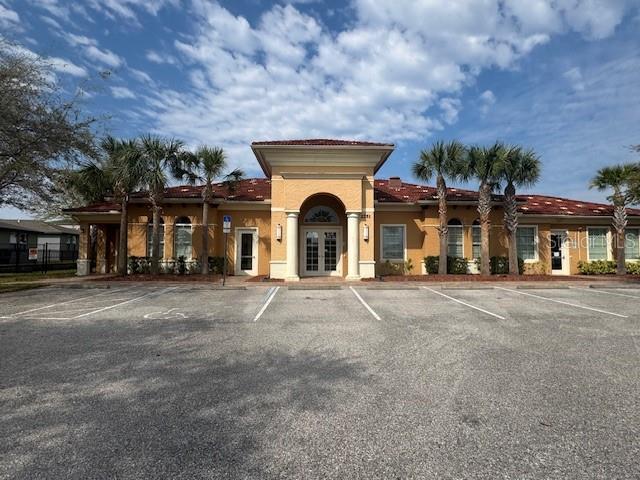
[301,228,341,276]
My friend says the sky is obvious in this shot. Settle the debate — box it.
[1,0,639,218]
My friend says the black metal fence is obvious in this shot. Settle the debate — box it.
[0,243,78,273]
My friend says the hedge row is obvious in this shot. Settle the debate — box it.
[128,256,225,275]
[424,256,524,275]
[577,260,640,275]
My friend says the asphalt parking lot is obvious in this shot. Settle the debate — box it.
[1,283,639,479]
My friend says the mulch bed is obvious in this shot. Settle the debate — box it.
[94,274,224,282]
[374,274,640,282]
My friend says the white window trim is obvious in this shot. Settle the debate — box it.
[517,225,539,263]
[174,220,193,260]
[624,227,640,262]
[446,223,464,258]
[587,226,612,262]
[471,224,481,260]
[380,224,407,262]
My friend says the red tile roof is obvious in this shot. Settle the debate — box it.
[515,193,640,216]
[66,178,640,217]
[65,202,121,213]
[252,139,394,147]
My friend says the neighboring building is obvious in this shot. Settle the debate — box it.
[0,220,79,271]
[66,140,640,277]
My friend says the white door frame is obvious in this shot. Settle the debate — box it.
[300,226,343,277]
[235,227,259,276]
[551,229,571,275]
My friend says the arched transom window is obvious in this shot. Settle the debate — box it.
[304,206,339,224]
[174,216,192,259]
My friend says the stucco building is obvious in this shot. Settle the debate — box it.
[67,140,640,278]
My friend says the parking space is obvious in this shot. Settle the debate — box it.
[1,283,639,479]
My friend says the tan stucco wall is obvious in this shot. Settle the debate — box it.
[124,204,271,275]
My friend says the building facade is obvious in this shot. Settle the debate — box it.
[67,140,640,278]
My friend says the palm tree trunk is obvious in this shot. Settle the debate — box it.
[150,198,161,275]
[478,182,492,276]
[436,174,448,275]
[503,182,519,276]
[201,199,209,274]
[613,204,627,275]
[117,196,128,276]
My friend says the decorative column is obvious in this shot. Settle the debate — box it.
[76,223,92,276]
[96,225,107,274]
[346,212,360,280]
[285,210,300,281]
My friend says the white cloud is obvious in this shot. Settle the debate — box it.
[63,32,124,68]
[439,98,461,125]
[111,86,136,99]
[563,67,585,91]
[0,2,20,30]
[146,50,177,65]
[134,0,637,174]
[49,57,88,77]
[129,67,153,84]
[479,90,496,114]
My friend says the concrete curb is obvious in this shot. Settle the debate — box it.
[287,285,342,290]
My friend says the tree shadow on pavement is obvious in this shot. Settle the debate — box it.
[0,317,370,479]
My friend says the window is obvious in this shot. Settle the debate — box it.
[381,225,405,260]
[174,217,192,259]
[447,219,463,258]
[147,218,165,258]
[304,206,339,224]
[472,220,481,259]
[625,228,640,261]
[587,227,609,261]
[516,226,538,261]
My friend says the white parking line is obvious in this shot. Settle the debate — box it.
[350,286,381,321]
[422,287,506,320]
[496,286,628,318]
[253,286,279,322]
[73,287,177,319]
[572,286,640,299]
[2,288,127,318]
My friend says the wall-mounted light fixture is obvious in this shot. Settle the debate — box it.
[276,223,282,241]
[363,224,369,241]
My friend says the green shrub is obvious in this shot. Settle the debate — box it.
[577,260,616,275]
[188,259,201,274]
[424,256,439,274]
[177,256,187,275]
[626,262,640,275]
[128,256,152,274]
[423,256,469,274]
[448,256,468,274]
[478,256,525,274]
[208,256,225,274]
[379,259,414,276]
[128,256,140,274]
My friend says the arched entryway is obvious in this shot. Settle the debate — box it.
[299,193,346,277]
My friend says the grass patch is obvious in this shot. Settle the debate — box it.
[0,269,76,284]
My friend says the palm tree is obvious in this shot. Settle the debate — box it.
[136,134,187,275]
[181,146,229,274]
[102,137,144,276]
[498,146,541,276]
[412,140,467,275]
[69,136,142,276]
[461,143,505,275]
[590,163,639,275]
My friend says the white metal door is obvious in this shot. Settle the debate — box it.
[551,230,570,275]
[235,229,258,276]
